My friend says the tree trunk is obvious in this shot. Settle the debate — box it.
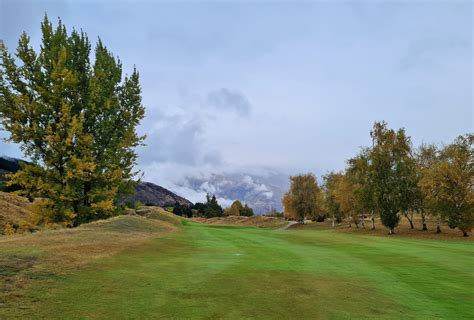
[360,214,365,229]
[371,212,375,230]
[332,215,335,227]
[421,211,427,231]
[389,228,395,235]
[436,217,442,233]
[405,212,414,229]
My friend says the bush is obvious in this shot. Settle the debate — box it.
[172,203,192,218]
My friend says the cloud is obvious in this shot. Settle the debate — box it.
[206,88,252,117]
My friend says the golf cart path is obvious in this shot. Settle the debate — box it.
[278,221,298,231]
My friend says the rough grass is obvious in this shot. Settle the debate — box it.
[1,218,472,319]
[135,206,185,225]
[0,214,175,310]
[191,215,288,229]
[0,192,33,233]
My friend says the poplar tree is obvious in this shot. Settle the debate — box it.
[0,16,145,226]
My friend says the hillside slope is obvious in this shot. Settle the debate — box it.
[0,192,33,234]
[130,182,193,207]
[0,208,180,312]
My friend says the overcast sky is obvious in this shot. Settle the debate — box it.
[1,0,472,190]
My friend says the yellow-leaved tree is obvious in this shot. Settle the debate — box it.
[0,16,145,226]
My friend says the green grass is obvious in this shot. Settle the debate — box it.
[2,220,473,319]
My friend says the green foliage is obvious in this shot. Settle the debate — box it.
[206,194,223,218]
[263,208,283,217]
[240,204,254,217]
[191,194,223,218]
[172,202,192,218]
[368,121,415,233]
[0,16,145,226]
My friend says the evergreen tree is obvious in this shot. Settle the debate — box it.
[240,204,254,217]
[0,16,145,226]
[206,194,223,218]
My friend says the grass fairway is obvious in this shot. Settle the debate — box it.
[1,219,473,319]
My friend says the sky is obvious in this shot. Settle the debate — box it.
[0,0,473,201]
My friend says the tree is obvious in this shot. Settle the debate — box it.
[0,16,145,226]
[225,200,244,216]
[322,172,344,227]
[415,143,439,231]
[172,202,192,218]
[419,135,473,236]
[240,204,254,217]
[206,194,223,218]
[369,121,413,234]
[347,149,376,229]
[333,173,360,228]
[282,174,321,223]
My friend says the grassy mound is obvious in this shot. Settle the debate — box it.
[0,192,33,234]
[135,206,185,225]
[85,215,172,233]
[192,215,287,229]
[0,214,176,309]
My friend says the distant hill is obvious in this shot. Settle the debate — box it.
[126,182,193,207]
[0,155,25,176]
[0,156,192,207]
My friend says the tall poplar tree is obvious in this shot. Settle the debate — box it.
[0,16,145,226]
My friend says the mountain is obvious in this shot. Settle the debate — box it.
[0,156,192,207]
[127,182,193,207]
[176,172,289,214]
[0,155,23,175]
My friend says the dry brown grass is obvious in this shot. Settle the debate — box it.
[290,216,474,241]
[191,215,287,228]
[0,192,34,234]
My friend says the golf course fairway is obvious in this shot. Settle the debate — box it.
[2,220,473,319]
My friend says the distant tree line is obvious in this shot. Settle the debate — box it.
[283,121,473,236]
[172,196,255,218]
